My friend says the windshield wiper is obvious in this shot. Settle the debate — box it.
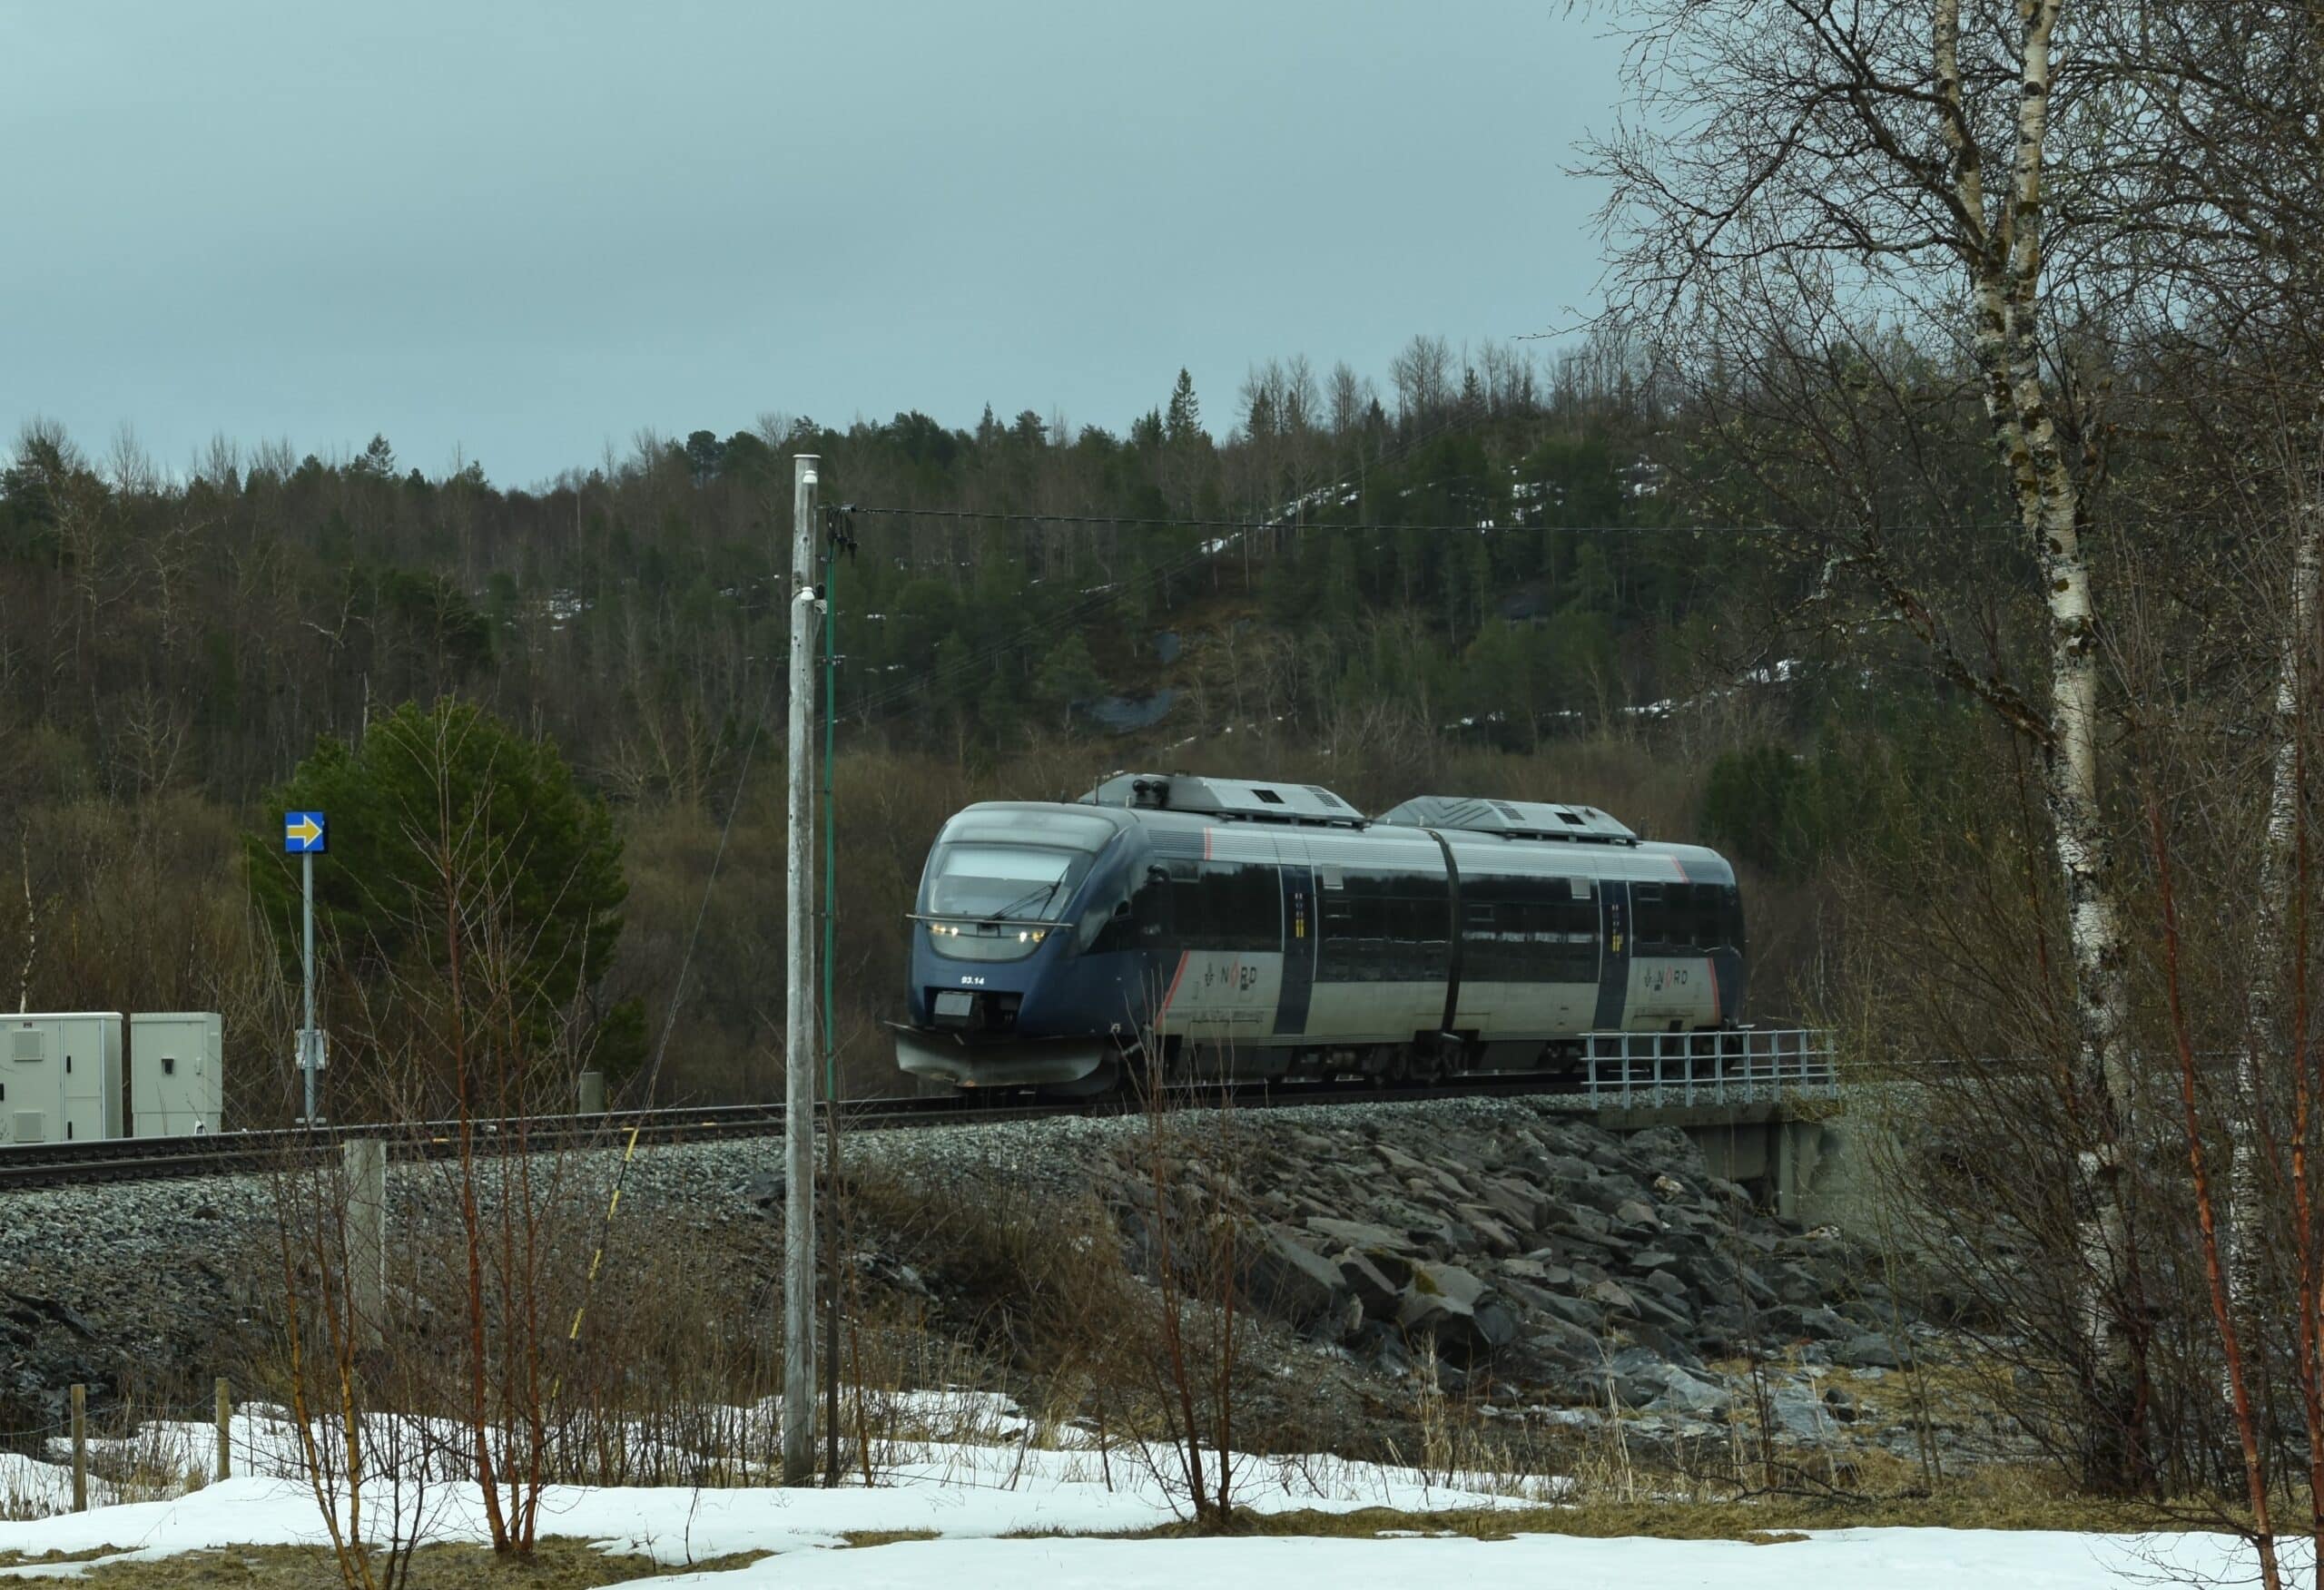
[980,881,1063,923]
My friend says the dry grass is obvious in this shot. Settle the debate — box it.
[0,1531,963,1586]
[0,1540,768,1588]
[0,1544,114,1568]
[1116,1475,2160,1543]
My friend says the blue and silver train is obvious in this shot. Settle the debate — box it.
[893,772,1747,1091]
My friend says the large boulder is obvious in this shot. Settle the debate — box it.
[1769,1262,1827,1305]
[1568,1174,1648,1219]
[1644,1364,1734,1418]
[1585,1278,1637,1314]
[1530,1151,1604,1186]
[1453,1205,1521,1256]
[1755,1303,1849,1344]
[1336,1250,1403,1320]
[1624,1125,1708,1171]
[1397,1261,1520,1359]
[1303,1217,1406,1251]
[1835,1331,1903,1369]
[0,1291,112,1428]
[1494,1318,1602,1384]
[1530,1288,1609,1334]
[1611,1198,1663,1233]
[1248,1230,1350,1329]
[1768,1384,1834,1439]
[1479,1180,1548,1232]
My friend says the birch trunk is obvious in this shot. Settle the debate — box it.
[2239,498,2322,1321]
[1941,0,2142,1482]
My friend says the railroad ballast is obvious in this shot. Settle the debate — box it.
[894,772,1747,1091]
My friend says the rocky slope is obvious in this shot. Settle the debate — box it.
[1083,1103,1942,1454]
[0,1095,1997,1465]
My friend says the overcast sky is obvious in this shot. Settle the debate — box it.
[2,3,1627,489]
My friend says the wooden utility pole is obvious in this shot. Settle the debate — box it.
[782,453,822,1485]
[69,1383,85,1512]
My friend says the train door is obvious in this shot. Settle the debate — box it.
[1592,878,1630,1030]
[1273,846,1316,1038]
[1154,848,1284,1056]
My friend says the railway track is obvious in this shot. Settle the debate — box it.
[0,1069,1606,1192]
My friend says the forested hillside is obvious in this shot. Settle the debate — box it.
[15,0,2324,1524]
[0,335,2014,1111]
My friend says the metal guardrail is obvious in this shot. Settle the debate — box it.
[1578,1027,1837,1106]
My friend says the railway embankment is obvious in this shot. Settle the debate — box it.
[0,1094,2007,1470]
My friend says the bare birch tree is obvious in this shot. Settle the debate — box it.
[1588,0,2148,1482]
[2086,0,2324,1362]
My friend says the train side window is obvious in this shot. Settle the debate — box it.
[1359,889,1394,981]
[1391,879,1450,982]
[1724,885,1746,953]
[1660,881,1697,950]
[1693,886,1727,949]
[1320,898,1361,980]
[1633,880,1679,955]
[1164,862,1207,947]
[1670,882,1699,953]
[1461,901,1499,981]
[1553,881,1599,979]
[1164,859,1285,955]
[1089,871,1169,955]
[1204,861,1281,954]
[1492,898,1531,983]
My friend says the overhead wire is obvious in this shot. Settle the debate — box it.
[824,502,1854,726]
[556,503,809,1381]
[838,527,1234,721]
[832,504,1783,536]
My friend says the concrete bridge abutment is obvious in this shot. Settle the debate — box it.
[1584,1099,1859,1228]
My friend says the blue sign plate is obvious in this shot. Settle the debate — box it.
[284,811,328,854]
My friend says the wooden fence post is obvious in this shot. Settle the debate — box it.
[214,1378,231,1481]
[342,1138,388,1350]
[69,1383,86,1512]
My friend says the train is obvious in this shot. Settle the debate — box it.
[892,772,1747,1092]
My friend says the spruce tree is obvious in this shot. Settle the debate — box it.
[1033,631,1105,730]
[1164,368,1203,445]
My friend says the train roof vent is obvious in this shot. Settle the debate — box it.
[1080,772,1366,827]
[1372,795,1639,846]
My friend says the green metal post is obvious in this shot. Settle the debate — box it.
[820,526,841,1485]
[822,543,837,1085]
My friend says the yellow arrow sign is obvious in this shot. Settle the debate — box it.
[287,815,321,844]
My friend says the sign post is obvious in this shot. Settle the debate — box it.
[283,811,328,1126]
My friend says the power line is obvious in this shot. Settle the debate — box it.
[838,503,1798,536]
[557,533,798,1379]
[838,531,1232,721]
[825,506,1967,725]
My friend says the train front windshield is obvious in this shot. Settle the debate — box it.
[917,810,1119,961]
[924,845,1084,920]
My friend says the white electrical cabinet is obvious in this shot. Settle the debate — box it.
[0,1013,124,1145]
[130,1012,223,1136]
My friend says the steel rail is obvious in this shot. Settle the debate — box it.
[0,1074,1592,1192]
[0,1035,1837,1193]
